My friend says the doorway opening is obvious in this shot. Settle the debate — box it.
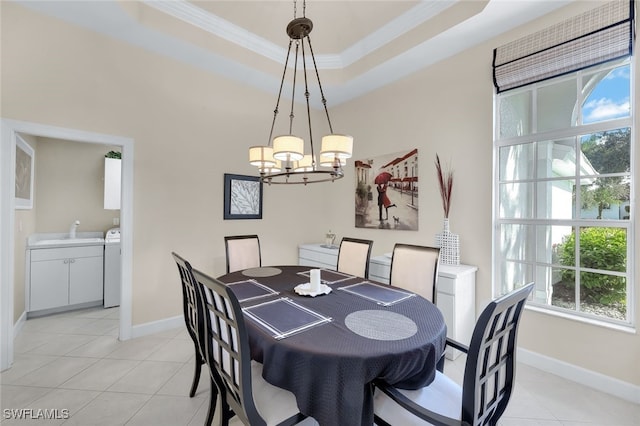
[1,119,134,371]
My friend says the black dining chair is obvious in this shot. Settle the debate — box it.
[192,267,310,426]
[224,234,262,273]
[336,237,373,278]
[373,282,535,426]
[171,252,218,426]
[389,244,440,304]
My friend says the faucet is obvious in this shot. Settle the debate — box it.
[69,220,80,239]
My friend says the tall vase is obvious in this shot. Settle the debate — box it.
[435,218,460,265]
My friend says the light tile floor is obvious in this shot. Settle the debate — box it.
[1,307,638,425]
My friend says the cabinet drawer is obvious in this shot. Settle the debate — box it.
[298,249,338,268]
[437,276,455,295]
[369,262,390,284]
[30,245,103,261]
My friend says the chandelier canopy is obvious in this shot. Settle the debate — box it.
[248,0,353,185]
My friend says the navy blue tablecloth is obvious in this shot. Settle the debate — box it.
[218,266,447,426]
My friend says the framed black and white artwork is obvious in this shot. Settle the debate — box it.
[223,173,263,220]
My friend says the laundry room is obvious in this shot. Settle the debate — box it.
[14,135,121,322]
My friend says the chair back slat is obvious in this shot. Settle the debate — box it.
[225,235,261,273]
[193,268,266,426]
[389,244,440,303]
[462,282,534,425]
[337,237,373,278]
[172,253,205,357]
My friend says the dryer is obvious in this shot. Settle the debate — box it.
[104,227,120,308]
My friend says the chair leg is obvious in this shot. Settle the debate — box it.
[189,345,203,397]
[220,399,235,426]
[204,377,217,426]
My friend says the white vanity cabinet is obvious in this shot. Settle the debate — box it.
[29,245,104,312]
[299,244,477,359]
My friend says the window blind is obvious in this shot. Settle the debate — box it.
[493,0,634,93]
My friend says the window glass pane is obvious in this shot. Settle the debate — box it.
[499,143,534,181]
[580,128,631,175]
[579,177,630,220]
[538,78,577,132]
[497,261,533,296]
[499,91,531,138]
[580,272,627,321]
[548,266,577,311]
[582,64,630,124]
[537,225,573,265]
[537,138,577,179]
[579,227,626,273]
[499,183,534,219]
[536,180,575,219]
[534,265,576,307]
[499,224,534,262]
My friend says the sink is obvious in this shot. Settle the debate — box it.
[31,238,105,247]
[28,232,105,248]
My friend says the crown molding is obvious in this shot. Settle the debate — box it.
[144,0,457,70]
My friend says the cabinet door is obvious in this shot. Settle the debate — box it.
[436,290,460,360]
[30,259,69,311]
[369,262,390,284]
[69,256,104,305]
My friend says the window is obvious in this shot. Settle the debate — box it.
[494,59,633,326]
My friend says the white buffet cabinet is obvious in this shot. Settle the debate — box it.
[299,244,477,359]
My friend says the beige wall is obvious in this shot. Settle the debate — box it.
[35,137,120,233]
[2,1,638,386]
[13,134,37,323]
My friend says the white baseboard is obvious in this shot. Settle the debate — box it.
[518,348,640,404]
[131,314,183,339]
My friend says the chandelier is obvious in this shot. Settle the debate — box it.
[248,0,353,185]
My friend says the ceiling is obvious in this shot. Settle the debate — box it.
[16,0,572,107]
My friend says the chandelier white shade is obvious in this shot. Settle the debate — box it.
[320,134,353,159]
[249,146,276,168]
[259,159,282,174]
[294,155,315,172]
[273,135,304,161]
[320,152,346,167]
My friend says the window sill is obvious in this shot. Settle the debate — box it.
[525,304,636,334]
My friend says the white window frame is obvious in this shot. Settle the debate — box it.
[492,58,635,330]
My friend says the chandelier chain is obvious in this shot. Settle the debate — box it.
[293,0,307,19]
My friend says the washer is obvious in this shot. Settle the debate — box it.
[104,227,121,308]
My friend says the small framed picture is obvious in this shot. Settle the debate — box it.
[223,173,263,220]
[15,134,34,210]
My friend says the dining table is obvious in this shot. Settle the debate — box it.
[217,265,447,426]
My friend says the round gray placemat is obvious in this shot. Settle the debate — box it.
[344,310,417,341]
[241,267,282,277]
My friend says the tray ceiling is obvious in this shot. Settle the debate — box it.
[15,0,571,107]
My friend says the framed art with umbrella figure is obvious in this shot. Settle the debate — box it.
[354,149,419,230]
